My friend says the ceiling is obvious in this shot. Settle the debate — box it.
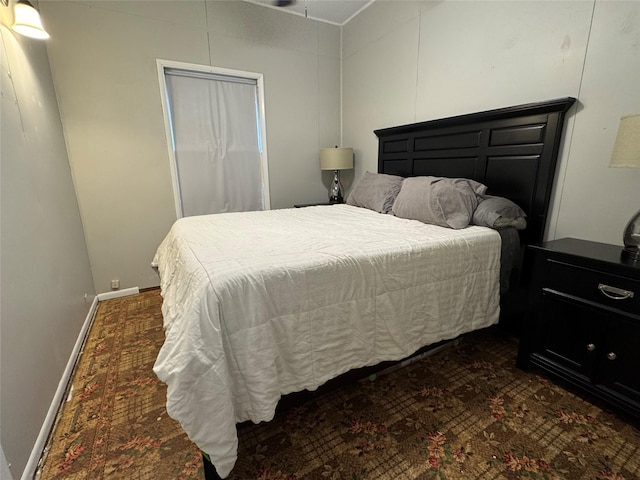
[243,0,374,26]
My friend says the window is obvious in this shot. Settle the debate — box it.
[157,60,270,217]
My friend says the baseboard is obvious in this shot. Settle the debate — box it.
[96,286,140,301]
[24,286,140,480]
[22,295,99,480]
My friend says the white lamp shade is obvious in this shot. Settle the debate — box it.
[12,1,50,40]
[320,147,353,170]
[610,114,640,168]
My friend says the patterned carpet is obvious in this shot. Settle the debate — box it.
[37,289,640,480]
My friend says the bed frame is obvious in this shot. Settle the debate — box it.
[202,97,576,480]
[375,97,576,246]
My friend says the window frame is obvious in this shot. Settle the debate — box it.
[156,59,271,218]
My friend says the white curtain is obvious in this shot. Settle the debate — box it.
[165,71,265,216]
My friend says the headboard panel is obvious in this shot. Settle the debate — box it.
[375,98,576,244]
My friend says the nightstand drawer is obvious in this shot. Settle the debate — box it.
[546,259,640,316]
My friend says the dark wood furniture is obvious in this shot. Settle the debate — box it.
[375,97,576,333]
[517,238,640,422]
[375,97,575,246]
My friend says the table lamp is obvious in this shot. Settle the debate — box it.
[609,114,640,262]
[320,147,353,203]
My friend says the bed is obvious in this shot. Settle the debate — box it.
[152,97,576,479]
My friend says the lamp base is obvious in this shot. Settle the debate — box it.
[621,247,640,263]
[328,170,344,204]
[621,208,640,264]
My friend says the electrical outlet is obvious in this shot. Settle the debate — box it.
[111,279,120,290]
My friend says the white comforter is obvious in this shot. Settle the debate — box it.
[152,204,501,478]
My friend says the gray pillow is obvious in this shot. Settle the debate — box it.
[346,171,404,214]
[472,195,527,230]
[391,176,487,229]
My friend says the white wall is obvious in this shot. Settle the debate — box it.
[0,5,95,478]
[44,0,639,293]
[343,0,640,246]
[552,1,640,242]
[41,0,342,292]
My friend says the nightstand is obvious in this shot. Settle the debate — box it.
[293,202,338,208]
[517,238,640,422]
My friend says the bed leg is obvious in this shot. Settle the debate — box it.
[202,453,223,480]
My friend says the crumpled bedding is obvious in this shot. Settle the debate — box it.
[497,227,522,294]
[152,204,501,478]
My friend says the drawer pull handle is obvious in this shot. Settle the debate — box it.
[607,352,617,361]
[586,343,596,351]
[598,284,634,300]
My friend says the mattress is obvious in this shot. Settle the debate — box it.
[152,204,501,478]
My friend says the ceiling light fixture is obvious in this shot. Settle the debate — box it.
[11,0,50,40]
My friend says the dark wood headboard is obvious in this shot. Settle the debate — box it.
[374,97,576,245]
